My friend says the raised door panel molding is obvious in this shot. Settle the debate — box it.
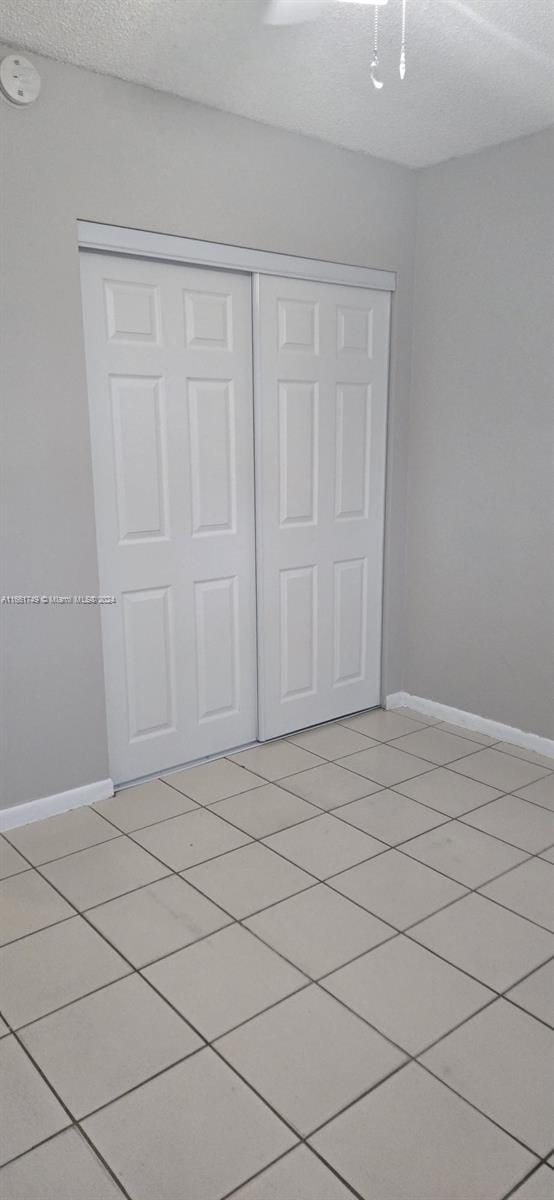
[194,576,240,722]
[335,383,371,522]
[333,558,367,687]
[183,289,233,350]
[278,298,319,353]
[280,566,318,702]
[110,375,169,543]
[278,381,319,527]
[122,587,176,741]
[104,280,161,344]
[188,379,237,537]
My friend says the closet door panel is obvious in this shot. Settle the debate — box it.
[81,253,257,782]
[256,274,390,739]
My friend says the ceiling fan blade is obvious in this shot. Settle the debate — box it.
[264,0,389,23]
[264,1,333,25]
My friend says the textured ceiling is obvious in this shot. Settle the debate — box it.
[0,0,553,167]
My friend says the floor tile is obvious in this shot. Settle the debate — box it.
[462,794,554,853]
[342,709,426,740]
[230,1144,354,1200]
[0,837,29,880]
[0,871,73,946]
[86,874,231,968]
[338,744,432,787]
[229,742,325,782]
[540,846,554,863]
[288,722,376,760]
[510,1167,554,1200]
[323,935,493,1053]
[245,884,394,978]
[496,743,554,771]
[480,857,554,931]
[394,767,501,817]
[217,985,405,1136]
[0,1016,9,1037]
[336,789,448,845]
[402,819,527,887]
[0,916,130,1028]
[422,999,554,1155]
[330,849,467,929]
[4,807,117,866]
[435,721,496,745]
[515,773,554,812]
[279,762,382,810]
[0,1127,125,1199]
[163,758,262,804]
[507,960,554,1026]
[144,923,306,1040]
[82,1049,296,1200]
[449,748,550,792]
[0,1036,68,1166]
[183,842,314,919]
[94,778,198,832]
[310,1062,536,1200]
[410,893,554,992]
[264,814,385,879]
[390,727,484,765]
[131,807,250,871]
[21,973,201,1119]
[40,837,169,910]
[210,783,320,838]
[0,1128,125,1199]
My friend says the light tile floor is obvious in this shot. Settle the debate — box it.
[1,706,553,1200]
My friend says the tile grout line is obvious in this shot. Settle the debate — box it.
[501,1158,554,1200]
[2,1028,135,1199]
[4,741,552,863]
[6,938,550,1187]
[5,842,552,1051]
[1,825,125,869]
[2,774,552,976]
[1,865,551,1187]
[1,728,552,1186]
[2,783,552,999]
[3,816,545,1012]
[2,758,551,1070]
[3,776,550,896]
[220,1139,366,1200]
[5,825,553,1048]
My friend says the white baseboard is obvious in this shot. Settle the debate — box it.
[0,778,114,832]
[385,692,554,759]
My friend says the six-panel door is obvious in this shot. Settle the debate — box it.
[80,253,257,782]
[255,274,390,739]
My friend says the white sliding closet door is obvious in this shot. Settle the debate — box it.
[255,274,390,739]
[80,252,257,783]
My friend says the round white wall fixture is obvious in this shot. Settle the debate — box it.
[0,55,41,106]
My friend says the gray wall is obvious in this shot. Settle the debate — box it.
[0,48,416,808]
[2,49,551,811]
[405,129,554,737]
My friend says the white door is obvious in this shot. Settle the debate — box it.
[255,274,390,739]
[80,252,257,783]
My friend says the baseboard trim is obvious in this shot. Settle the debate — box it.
[385,692,554,759]
[0,778,114,832]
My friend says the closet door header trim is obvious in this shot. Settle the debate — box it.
[77,222,396,292]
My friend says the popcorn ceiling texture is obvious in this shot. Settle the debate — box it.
[0,0,552,167]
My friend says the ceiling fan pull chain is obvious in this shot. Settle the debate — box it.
[399,0,407,79]
[370,5,384,90]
